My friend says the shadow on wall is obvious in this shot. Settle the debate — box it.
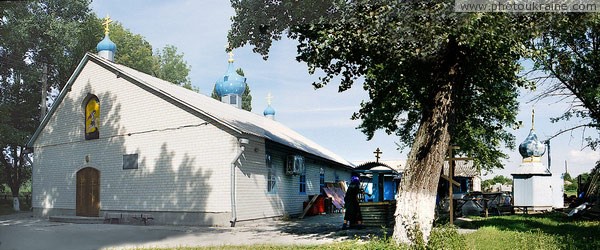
[35,80,213,226]
[35,81,125,216]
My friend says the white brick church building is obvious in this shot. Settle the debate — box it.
[26,28,353,226]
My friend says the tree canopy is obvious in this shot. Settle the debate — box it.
[529,13,600,149]
[482,175,512,191]
[0,0,194,211]
[0,0,97,210]
[108,22,196,91]
[229,0,534,244]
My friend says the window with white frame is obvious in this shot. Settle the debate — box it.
[266,154,276,193]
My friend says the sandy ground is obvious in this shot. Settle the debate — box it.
[0,212,389,250]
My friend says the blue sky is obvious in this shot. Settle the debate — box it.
[90,0,599,178]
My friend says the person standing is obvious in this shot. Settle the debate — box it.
[342,175,364,229]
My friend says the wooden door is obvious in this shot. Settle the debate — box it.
[76,167,100,217]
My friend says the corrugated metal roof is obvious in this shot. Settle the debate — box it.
[99,53,354,167]
[443,160,479,177]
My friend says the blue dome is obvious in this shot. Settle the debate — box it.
[96,34,116,52]
[263,105,275,116]
[518,129,546,158]
[215,62,246,97]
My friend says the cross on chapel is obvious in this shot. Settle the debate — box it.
[373,147,382,163]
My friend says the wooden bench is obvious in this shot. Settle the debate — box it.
[131,213,154,225]
[103,212,153,225]
[103,212,123,224]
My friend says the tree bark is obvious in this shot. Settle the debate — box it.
[392,79,455,245]
[2,146,23,211]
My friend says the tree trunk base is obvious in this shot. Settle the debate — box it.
[13,196,20,212]
[393,191,437,245]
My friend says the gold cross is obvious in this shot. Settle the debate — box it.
[266,92,273,105]
[374,148,382,163]
[228,51,235,63]
[225,42,235,63]
[102,15,113,35]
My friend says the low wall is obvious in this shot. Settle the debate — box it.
[359,201,396,227]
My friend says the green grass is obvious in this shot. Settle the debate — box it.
[459,212,600,249]
[128,212,600,250]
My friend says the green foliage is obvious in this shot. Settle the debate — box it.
[563,172,573,182]
[465,227,561,250]
[229,0,537,244]
[463,213,600,249]
[237,68,253,112]
[530,13,600,149]
[578,161,600,197]
[109,21,155,75]
[0,0,95,206]
[482,175,513,191]
[427,225,465,250]
[109,21,195,91]
[120,213,600,249]
[229,0,534,172]
[153,45,194,90]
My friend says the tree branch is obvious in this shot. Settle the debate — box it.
[544,123,598,142]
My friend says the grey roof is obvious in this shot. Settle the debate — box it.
[27,53,354,168]
[443,160,479,177]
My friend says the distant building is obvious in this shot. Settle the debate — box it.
[488,183,512,193]
[26,24,353,226]
[442,160,482,199]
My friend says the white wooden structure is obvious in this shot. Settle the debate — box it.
[512,124,563,211]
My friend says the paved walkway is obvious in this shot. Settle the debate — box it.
[0,212,389,250]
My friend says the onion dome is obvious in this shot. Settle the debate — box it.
[96,34,117,52]
[97,15,116,61]
[263,92,275,119]
[215,52,246,97]
[263,105,275,116]
[518,129,546,158]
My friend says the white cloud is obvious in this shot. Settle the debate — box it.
[567,150,600,165]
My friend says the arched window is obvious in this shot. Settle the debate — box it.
[84,95,100,140]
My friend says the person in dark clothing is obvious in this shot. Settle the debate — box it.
[342,175,364,229]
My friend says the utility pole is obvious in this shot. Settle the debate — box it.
[40,63,48,119]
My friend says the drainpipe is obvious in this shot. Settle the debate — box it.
[230,138,249,227]
[545,140,551,172]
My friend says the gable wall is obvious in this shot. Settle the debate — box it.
[32,61,239,220]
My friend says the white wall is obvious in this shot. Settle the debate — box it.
[32,61,239,218]
[234,142,352,221]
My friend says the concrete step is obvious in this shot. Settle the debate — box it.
[49,215,104,224]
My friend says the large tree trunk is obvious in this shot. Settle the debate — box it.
[393,80,454,245]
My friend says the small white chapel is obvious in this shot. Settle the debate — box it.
[26,18,353,226]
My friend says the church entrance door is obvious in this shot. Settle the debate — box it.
[76,167,100,217]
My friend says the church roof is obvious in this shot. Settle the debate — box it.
[27,53,353,168]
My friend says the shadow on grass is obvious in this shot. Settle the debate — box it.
[459,212,600,249]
